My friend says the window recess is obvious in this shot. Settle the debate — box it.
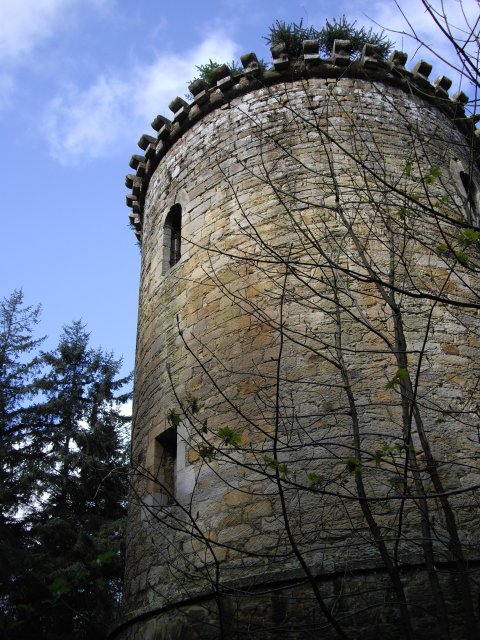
[162,204,182,273]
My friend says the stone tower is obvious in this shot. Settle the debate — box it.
[115,40,480,640]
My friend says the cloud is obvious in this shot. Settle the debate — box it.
[42,1,477,165]
[120,400,132,417]
[0,0,112,117]
[41,31,239,163]
[0,0,67,62]
[366,0,479,89]
[42,76,131,163]
[132,34,238,121]
[307,0,478,97]
[0,0,109,64]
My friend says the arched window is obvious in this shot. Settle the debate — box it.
[163,204,182,273]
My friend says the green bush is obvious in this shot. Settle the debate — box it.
[263,18,319,58]
[187,16,394,94]
[191,59,243,87]
[265,16,394,60]
[318,15,394,59]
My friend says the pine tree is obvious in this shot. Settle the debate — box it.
[0,291,44,637]
[0,290,43,512]
[2,320,131,640]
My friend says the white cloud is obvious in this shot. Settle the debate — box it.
[43,1,477,165]
[0,0,112,116]
[133,34,238,121]
[41,31,239,163]
[370,0,479,36]
[120,400,132,417]
[307,1,478,97]
[0,0,109,63]
[0,0,69,62]
[42,76,130,163]
[366,0,479,90]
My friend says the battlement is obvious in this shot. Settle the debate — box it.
[125,39,478,241]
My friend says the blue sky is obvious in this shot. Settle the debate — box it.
[0,0,475,376]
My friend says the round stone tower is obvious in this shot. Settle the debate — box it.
[115,40,480,640]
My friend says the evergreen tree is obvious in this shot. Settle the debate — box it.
[0,290,43,512]
[0,291,44,635]
[1,318,131,640]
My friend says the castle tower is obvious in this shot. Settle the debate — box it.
[115,40,480,640]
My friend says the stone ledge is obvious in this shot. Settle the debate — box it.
[109,558,480,639]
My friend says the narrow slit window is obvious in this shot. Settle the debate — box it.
[163,204,182,272]
[152,426,177,504]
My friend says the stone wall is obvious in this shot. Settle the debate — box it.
[115,62,480,640]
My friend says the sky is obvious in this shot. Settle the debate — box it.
[0,0,476,378]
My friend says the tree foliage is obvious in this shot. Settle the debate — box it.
[189,16,393,90]
[190,59,244,87]
[0,290,43,512]
[0,303,131,640]
[0,291,44,636]
[263,18,320,58]
[264,16,394,59]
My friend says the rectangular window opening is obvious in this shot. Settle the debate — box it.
[149,426,177,505]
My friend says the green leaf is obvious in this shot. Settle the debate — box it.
[454,250,469,265]
[385,367,409,389]
[458,228,480,249]
[264,455,289,477]
[167,408,180,427]
[387,475,403,490]
[264,18,320,58]
[73,564,89,581]
[218,426,241,447]
[424,165,440,185]
[49,577,70,598]
[278,463,289,477]
[436,242,449,256]
[379,442,406,456]
[372,450,383,467]
[345,457,362,474]
[189,397,200,414]
[198,445,215,461]
[263,16,393,61]
[307,472,323,487]
[190,59,244,87]
[404,161,413,177]
[90,550,115,567]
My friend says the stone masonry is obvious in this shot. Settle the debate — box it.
[114,40,480,640]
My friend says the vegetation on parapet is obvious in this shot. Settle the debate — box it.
[265,16,394,60]
[189,16,394,87]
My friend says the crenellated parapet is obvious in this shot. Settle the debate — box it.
[125,39,477,242]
